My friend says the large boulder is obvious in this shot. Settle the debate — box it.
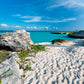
[52,39,71,44]
[68,31,84,38]
[0,30,33,51]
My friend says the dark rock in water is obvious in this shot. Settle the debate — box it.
[52,39,71,44]
[68,31,84,38]
[0,30,33,51]
[83,41,84,46]
[51,32,69,34]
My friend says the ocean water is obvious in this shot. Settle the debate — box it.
[30,32,74,44]
[0,31,74,44]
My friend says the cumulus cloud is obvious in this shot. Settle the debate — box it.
[56,27,58,29]
[45,26,48,30]
[27,26,30,29]
[27,26,37,29]
[47,0,84,9]
[1,24,8,27]
[0,24,23,29]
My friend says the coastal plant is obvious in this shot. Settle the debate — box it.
[0,50,10,63]
[21,75,26,78]
[0,79,1,84]
[17,45,45,72]
[24,65,32,71]
[30,45,45,53]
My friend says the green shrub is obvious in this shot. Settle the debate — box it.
[17,50,30,58]
[0,79,1,84]
[21,75,26,78]
[30,45,45,53]
[24,65,32,71]
[0,50,10,63]
[26,59,31,61]
[17,44,45,71]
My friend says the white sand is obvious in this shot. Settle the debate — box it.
[24,41,84,84]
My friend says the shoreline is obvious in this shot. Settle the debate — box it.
[35,39,84,47]
[0,30,84,84]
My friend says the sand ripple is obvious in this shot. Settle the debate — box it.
[24,46,84,84]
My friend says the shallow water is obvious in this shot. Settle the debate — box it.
[30,32,74,43]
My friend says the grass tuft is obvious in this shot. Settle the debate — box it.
[17,45,45,71]
[0,79,1,84]
[21,75,26,78]
[0,50,10,63]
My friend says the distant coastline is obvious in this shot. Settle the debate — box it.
[0,30,74,32]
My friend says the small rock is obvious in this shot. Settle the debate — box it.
[83,41,84,46]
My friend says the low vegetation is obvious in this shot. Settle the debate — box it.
[17,45,45,71]
[0,79,1,84]
[21,75,26,78]
[0,50,10,63]
[30,45,45,53]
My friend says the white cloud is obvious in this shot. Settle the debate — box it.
[43,18,76,23]
[12,14,21,16]
[47,0,84,9]
[45,26,48,30]
[14,26,22,28]
[0,24,23,28]
[23,15,76,23]
[56,27,58,29]
[33,26,37,29]
[53,27,58,29]
[27,26,30,29]
[21,16,29,18]
[1,24,8,27]
[23,16,42,22]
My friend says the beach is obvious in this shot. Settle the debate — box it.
[23,41,84,84]
[0,30,84,84]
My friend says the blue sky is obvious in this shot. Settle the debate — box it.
[0,0,84,31]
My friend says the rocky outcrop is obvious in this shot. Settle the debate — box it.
[52,39,72,44]
[0,30,33,51]
[83,41,84,46]
[68,31,84,38]
[0,52,23,84]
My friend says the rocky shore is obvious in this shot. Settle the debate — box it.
[0,30,84,84]
[68,31,84,38]
[0,30,33,51]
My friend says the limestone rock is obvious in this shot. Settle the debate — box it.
[0,52,23,84]
[0,30,33,51]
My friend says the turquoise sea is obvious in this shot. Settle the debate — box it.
[30,32,74,44]
[0,31,74,44]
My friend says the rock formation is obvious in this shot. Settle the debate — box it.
[83,41,84,46]
[68,31,84,38]
[0,30,33,51]
[52,39,71,44]
[0,52,23,84]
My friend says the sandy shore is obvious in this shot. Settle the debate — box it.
[24,41,84,84]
